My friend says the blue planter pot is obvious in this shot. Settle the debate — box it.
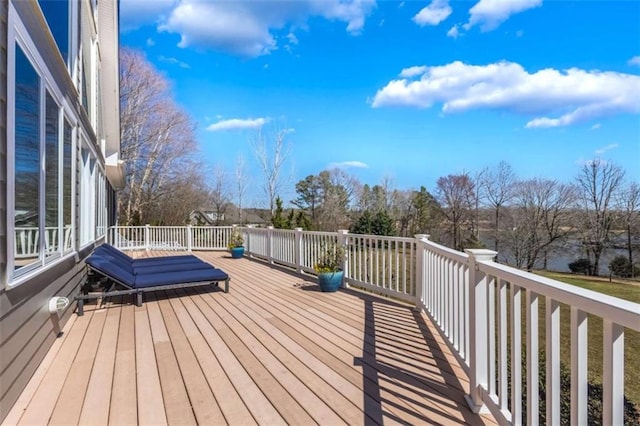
[230,247,245,259]
[317,270,344,292]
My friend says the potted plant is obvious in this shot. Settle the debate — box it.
[228,229,245,259]
[314,243,345,292]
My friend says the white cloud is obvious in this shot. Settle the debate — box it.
[207,117,269,131]
[286,32,299,45]
[158,55,191,69]
[629,56,640,67]
[146,38,156,46]
[329,161,369,169]
[120,0,177,31]
[590,123,601,130]
[150,0,375,57]
[447,24,460,38]
[399,66,428,78]
[594,143,618,155]
[413,0,452,26]
[372,61,640,128]
[466,0,542,31]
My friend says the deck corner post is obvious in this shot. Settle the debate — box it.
[187,225,193,252]
[267,226,274,264]
[294,228,303,273]
[413,234,429,312]
[337,230,349,289]
[464,248,497,413]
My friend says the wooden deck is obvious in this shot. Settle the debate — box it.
[4,252,497,425]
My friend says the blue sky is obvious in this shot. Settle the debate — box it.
[120,0,640,205]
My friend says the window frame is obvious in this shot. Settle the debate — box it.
[5,3,80,288]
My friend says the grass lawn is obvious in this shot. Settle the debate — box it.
[535,271,640,406]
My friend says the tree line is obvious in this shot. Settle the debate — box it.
[118,48,639,277]
[274,160,638,277]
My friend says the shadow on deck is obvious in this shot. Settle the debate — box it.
[5,251,496,425]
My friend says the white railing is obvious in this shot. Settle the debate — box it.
[105,225,640,425]
[108,225,232,251]
[347,233,417,302]
[15,226,73,258]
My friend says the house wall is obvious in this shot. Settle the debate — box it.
[0,1,118,421]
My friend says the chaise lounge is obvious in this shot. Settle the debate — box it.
[76,244,230,315]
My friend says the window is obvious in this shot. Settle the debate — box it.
[6,1,108,286]
[45,92,59,258]
[63,120,73,251]
[79,146,99,246]
[14,44,41,273]
[37,0,70,65]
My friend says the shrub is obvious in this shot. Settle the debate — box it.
[228,229,244,249]
[609,255,633,278]
[313,243,345,273]
[569,258,592,274]
[350,210,396,236]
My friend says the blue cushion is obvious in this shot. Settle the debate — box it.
[86,255,135,286]
[134,268,229,288]
[132,261,212,274]
[90,250,210,275]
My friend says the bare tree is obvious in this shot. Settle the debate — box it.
[209,166,230,225]
[234,154,249,224]
[146,163,209,225]
[119,48,203,225]
[436,173,475,251]
[481,161,516,251]
[502,179,576,270]
[473,168,487,243]
[616,181,640,267]
[575,159,625,275]
[250,124,291,216]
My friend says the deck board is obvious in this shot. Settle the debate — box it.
[108,302,137,426]
[17,312,92,425]
[49,309,107,425]
[134,304,167,425]
[167,290,257,425]
[79,298,121,425]
[157,293,226,425]
[5,251,497,426]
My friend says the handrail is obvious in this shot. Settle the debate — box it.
[480,260,640,331]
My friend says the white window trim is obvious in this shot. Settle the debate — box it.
[5,3,81,289]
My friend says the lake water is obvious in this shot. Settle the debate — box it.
[479,234,634,275]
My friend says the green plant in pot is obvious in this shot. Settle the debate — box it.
[228,229,245,259]
[314,243,345,292]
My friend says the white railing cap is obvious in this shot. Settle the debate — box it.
[464,249,498,262]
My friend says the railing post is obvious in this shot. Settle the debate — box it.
[338,230,349,289]
[245,225,255,258]
[294,228,303,273]
[145,224,150,251]
[187,225,193,252]
[414,234,429,312]
[267,226,274,264]
[464,248,497,414]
